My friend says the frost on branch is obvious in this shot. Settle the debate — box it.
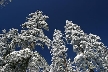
[50,29,74,72]
[64,20,108,72]
[0,48,50,72]
[0,28,19,59]
[27,51,50,72]
[0,0,12,7]
[0,48,32,72]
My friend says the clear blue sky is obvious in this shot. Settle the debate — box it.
[0,0,108,71]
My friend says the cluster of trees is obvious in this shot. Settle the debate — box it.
[0,3,108,72]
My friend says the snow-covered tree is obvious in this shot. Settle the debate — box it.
[0,10,108,72]
[50,29,73,72]
[0,10,51,72]
[64,20,108,72]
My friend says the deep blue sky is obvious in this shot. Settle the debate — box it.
[0,0,108,71]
